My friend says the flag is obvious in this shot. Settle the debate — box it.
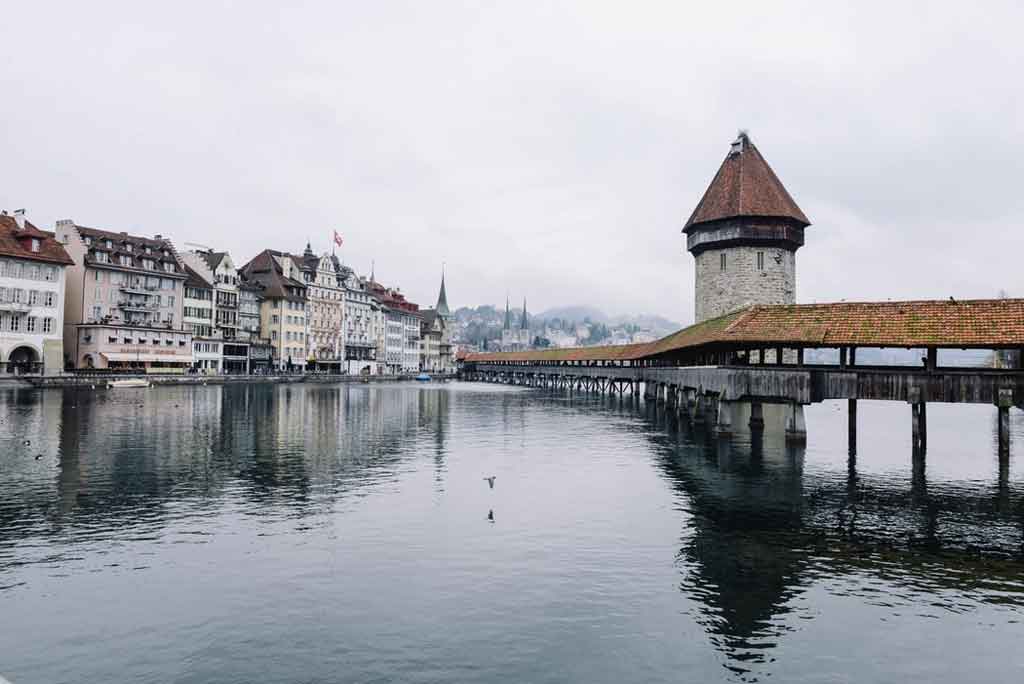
[333,231,343,247]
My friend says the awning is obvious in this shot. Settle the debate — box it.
[101,352,189,363]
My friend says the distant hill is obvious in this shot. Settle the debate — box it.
[536,305,608,323]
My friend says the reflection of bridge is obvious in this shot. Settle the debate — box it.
[617,398,1024,679]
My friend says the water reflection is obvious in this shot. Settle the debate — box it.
[633,398,1024,679]
[0,385,1022,683]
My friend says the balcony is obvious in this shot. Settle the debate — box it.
[120,285,158,296]
[0,301,31,313]
[118,300,160,311]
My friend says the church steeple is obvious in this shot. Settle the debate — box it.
[520,298,528,330]
[504,297,512,330]
[436,267,450,317]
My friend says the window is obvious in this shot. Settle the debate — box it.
[93,306,103,320]
[44,266,56,281]
[757,251,765,271]
[30,238,40,252]
[10,316,20,331]
[720,253,726,272]
[44,292,55,307]
[119,255,131,266]
[29,265,40,279]
[163,262,174,273]
[28,290,40,306]
[271,331,278,341]
[26,317,37,332]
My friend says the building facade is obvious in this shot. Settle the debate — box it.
[182,265,220,373]
[56,220,193,371]
[339,268,378,374]
[239,250,309,372]
[0,210,74,375]
[297,245,345,372]
[183,249,248,373]
[685,132,810,323]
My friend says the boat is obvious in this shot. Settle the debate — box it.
[415,373,431,382]
[108,378,150,388]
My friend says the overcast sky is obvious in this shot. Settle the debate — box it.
[2,1,1022,323]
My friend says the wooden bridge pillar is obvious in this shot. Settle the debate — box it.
[784,402,807,442]
[749,401,764,430]
[848,398,857,456]
[716,399,735,435]
[909,387,927,455]
[997,388,1013,462]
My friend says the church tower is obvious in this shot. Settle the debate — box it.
[685,132,810,322]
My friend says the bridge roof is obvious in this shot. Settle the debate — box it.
[463,298,1024,363]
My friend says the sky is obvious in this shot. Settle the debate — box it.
[2,1,1022,324]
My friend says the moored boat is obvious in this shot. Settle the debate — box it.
[415,373,431,382]
[108,378,150,389]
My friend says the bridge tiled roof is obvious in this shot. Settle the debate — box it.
[463,298,1024,364]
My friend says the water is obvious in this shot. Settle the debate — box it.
[1,382,1023,683]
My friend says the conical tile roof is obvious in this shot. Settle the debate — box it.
[684,133,809,232]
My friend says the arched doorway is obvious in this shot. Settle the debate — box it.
[8,346,40,375]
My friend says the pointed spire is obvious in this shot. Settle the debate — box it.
[684,131,809,232]
[436,265,450,317]
[504,297,512,330]
[521,298,528,329]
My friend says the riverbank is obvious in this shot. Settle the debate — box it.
[0,373,458,389]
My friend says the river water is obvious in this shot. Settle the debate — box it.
[1,382,1023,683]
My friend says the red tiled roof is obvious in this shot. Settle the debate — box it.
[464,298,1024,364]
[684,133,809,231]
[75,225,185,275]
[0,214,74,266]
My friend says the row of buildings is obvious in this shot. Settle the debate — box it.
[0,211,453,376]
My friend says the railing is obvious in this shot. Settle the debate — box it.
[0,301,31,313]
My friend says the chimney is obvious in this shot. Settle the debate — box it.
[13,208,26,230]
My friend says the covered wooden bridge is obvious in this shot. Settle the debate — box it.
[461,298,1024,457]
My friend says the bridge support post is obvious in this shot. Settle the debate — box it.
[666,385,677,410]
[909,388,927,454]
[848,398,858,456]
[716,399,736,435]
[784,402,807,442]
[997,388,1012,461]
[749,401,764,431]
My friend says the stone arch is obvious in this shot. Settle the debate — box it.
[6,344,41,375]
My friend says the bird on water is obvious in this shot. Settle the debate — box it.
[483,476,495,489]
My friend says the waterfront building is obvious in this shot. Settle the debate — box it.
[685,132,810,323]
[418,271,453,373]
[296,244,345,373]
[183,249,248,373]
[419,310,446,372]
[238,279,273,373]
[368,279,421,374]
[182,265,220,373]
[55,220,193,371]
[500,298,531,351]
[0,210,74,375]
[339,267,379,375]
[239,250,309,372]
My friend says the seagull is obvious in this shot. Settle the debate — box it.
[483,476,496,489]
[34,454,43,460]
[487,509,495,523]
[22,439,30,446]
[949,296,957,304]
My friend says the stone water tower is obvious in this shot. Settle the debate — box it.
[685,132,810,322]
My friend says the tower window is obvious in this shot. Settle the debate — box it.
[756,251,765,270]
[720,253,726,271]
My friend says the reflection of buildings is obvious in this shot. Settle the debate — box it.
[0,383,455,554]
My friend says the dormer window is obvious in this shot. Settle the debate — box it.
[85,237,93,246]
[145,246,152,254]
[30,238,40,252]
[126,244,132,252]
